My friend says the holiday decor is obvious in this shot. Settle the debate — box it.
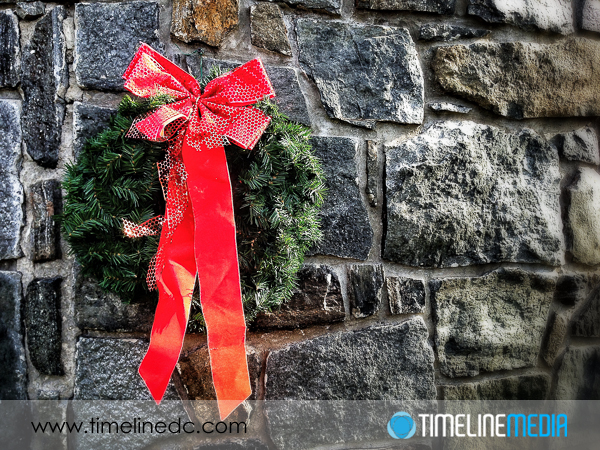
[61,44,325,419]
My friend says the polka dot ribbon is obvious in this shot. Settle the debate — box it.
[121,43,275,420]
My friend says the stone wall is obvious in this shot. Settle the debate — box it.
[1,0,600,447]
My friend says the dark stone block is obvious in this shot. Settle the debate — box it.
[357,0,455,13]
[366,140,378,207]
[192,440,268,450]
[73,103,116,159]
[0,11,20,87]
[308,136,373,260]
[74,2,160,90]
[265,0,341,14]
[0,271,27,399]
[573,288,600,337]
[254,264,344,329]
[250,3,291,56]
[16,2,45,20]
[555,345,600,399]
[21,6,68,168]
[555,273,588,307]
[30,180,62,262]
[348,264,384,318]
[0,100,24,260]
[24,278,63,376]
[387,276,426,314]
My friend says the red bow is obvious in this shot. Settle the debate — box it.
[122,43,274,419]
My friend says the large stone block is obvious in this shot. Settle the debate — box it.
[250,3,291,56]
[265,0,341,15]
[357,0,455,14]
[24,278,63,376]
[308,137,373,260]
[579,0,600,32]
[74,2,160,90]
[0,271,27,399]
[442,373,551,400]
[551,126,600,165]
[431,268,555,378]
[21,6,67,169]
[0,100,23,260]
[568,168,600,266]
[572,288,600,337]
[265,317,436,400]
[171,0,238,47]
[297,20,424,128]
[384,121,563,268]
[468,0,574,35]
[253,264,345,330]
[30,180,61,262]
[0,11,20,87]
[73,103,115,159]
[433,39,600,119]
[555,345,600,399]
[348,264,384,318]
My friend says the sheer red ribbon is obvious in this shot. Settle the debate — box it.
[121,43,274,419]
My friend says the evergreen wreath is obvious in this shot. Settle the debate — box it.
[61,66,326,330]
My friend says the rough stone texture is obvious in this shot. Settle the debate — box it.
[24,278,63,376]
[555,345,600,399]
[0,11,20,87]
[266,0,341,15]
[21,7,67,169]
[297,20,424,127]
[432,39,600,119]
[541,310,569,366]
[171,0,238,47]
[419,23,490,41]
[15,2,45,20]
[75,2,160,90]
[0,100,24,260]
[431,268,555,378]
[442,373,551,400]
[387,276,426,314]
[366,140,378,207]
[573,288,600,337]
[74,276,154,333]
[308,137,373,260]
[384,121,563,268]
[555,273,589,307]
[348,264,384,318]
[0,271,27,399]
[250,3,291,56]
[468,0,574,35]
[189,441,268,450]
[30,180,61,262]
[265,317,436,399]
[73,103,115,159]
[579,0,600,32]
[428,101,472,114]
[254,265,345,330]
[357,0,455,14]
[186,57,311,126]
[568,168,600,266]
[551,126,599,165]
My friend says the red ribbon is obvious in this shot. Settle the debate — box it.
[121,43,275,419]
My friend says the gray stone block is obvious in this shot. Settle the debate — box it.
[541,310,569,367]
[24,278,63,376]
[573,288,600,337]
[357,0,455,14]
[21,6,68,168]
[579,0,600,32]
[551,126,599,165]
[568,168,600,266]
[0,100,23,261]
[431,268,555,378]
[366,140,378,207]
[265,316,436,400]
[254,264,345,330]
[30,180,62,262]
[0,271,27,399]
[428,102,472,114]
[15,2,45,20]
[348,264,384,318]
[387,276,426,314]
[74,2,160,90]
[250,3,291,56]
[419,23,489,41]
[297,20,424,127]
[555,345,600,399]
[468,0,574,35]
[384,121,563,268]
[433,39,600,119]
[308,136,373,260]
[265,0,341,15]
[73,102,116,159]
[442,373,551,400]
[0,11,20,87]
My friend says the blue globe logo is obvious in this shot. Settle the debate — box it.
[387,411,416,439]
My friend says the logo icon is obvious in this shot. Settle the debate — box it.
[388,411,416,439]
